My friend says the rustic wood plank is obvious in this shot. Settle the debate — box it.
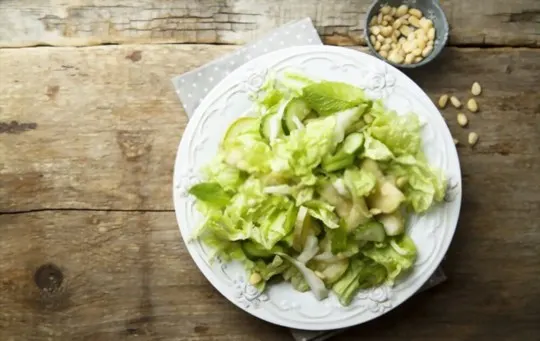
[0,44,231,211]
[0,201,538,341]
[0,211,290,341]
[1,45,539,212]
[0,0,538,47]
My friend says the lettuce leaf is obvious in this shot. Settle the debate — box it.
[362,235,417,285]
[370,111,421,156]
[362,133,394,161]
[303,199,340,229]
[344,168,377,198]
[189,182,232,209]
[202,156,246,192]
[388,154,447,213]
[303,81,367,116]
[271,116,336,176]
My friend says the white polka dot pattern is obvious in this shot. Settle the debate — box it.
[171,17,322,117]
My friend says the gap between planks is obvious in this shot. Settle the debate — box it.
[0,208,175,215]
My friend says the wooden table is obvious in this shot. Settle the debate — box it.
[1,1,539,340]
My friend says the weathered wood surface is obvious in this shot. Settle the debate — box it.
[1,45,539,212]
[0,0,539,48]
[1,44,539,341]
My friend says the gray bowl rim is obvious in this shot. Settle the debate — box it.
[364,0,449,69]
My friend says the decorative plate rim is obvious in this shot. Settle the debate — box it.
[172,45,462,330]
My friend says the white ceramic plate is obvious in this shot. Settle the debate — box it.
[173,45,461,330]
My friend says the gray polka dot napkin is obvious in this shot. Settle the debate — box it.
[171,17,447,341]
[172,18,322,115]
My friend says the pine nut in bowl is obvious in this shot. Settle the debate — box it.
[365,0,449,68]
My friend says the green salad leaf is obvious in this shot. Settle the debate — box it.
[303,81,367,116]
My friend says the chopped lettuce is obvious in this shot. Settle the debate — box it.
[189,182,232,209]
[188,69,445,306]
[303,81,367,116]
[370,111,421,156]
[362,235,417,285]
[332,257,386,306]
[344,168,377,198]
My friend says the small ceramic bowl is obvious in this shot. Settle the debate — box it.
[364,0,449,69]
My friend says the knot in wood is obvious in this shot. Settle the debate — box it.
[34,263,63,293]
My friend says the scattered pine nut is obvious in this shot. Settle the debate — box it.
[249,272,262,285]
[457,113,468,127]
[471,82,482,96]
[450,96,462,108]
[468,132,479,146]
[453,138,459,145]
[467,98,479,112]
[438,94,449,108]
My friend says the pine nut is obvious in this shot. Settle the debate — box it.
[414,56,422,63]
[421,46,433,57]
[370,35,377,45]
[416,38,426,50]
[453,138,459,145]
[468,132,479,146]
[405,53,415,64]
[377,34,385,42]
[428,27,435,40]
[379,50,388,58]
[375,41,382,50]
[438,94,449,108]
[388,50,405,64]
[381,6,391,15]
[467,98,479,112]
[383,15,394,23]
[471,82,482,96]
[393,19,403,29]
[450,96,461,108]
[457,113,468,127]
[371,26,381,35]
[419,17,433,30]
[399,26,412,37]
[409,8,423,18]
[408,16,421,28]
[380,43,391,51]
[249,272,262,285]
[396,5,409,17]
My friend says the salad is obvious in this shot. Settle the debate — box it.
[188,70,446,306]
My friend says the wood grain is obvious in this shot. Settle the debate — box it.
[0,211,290,341]
[1,45,539,212]
[0,0,538,48]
